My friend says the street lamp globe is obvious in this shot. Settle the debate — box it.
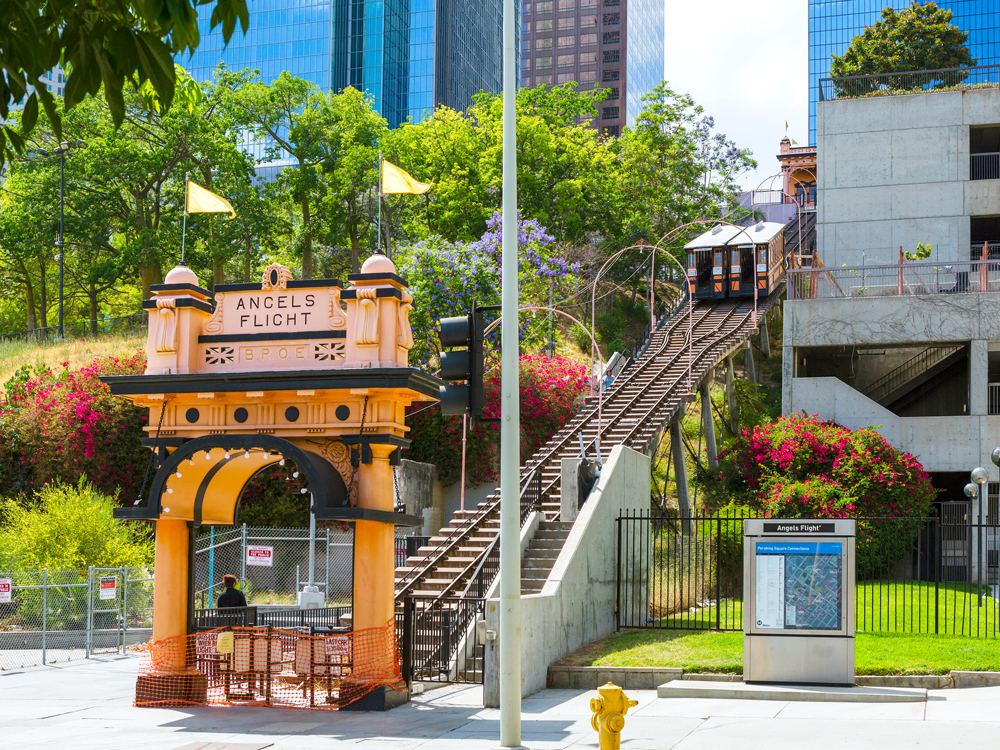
[964,483,978,499]
[992,447,1000,468]
[971,467,989,485]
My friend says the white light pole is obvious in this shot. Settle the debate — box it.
[498,0,523,740]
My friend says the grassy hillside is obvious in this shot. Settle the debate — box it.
[0,332,146,394]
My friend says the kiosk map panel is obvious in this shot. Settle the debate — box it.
[755,542,842,630]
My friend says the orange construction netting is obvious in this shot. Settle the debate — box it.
[134,619,404,710]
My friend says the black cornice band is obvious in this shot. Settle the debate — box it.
[215,278,343,292]
[150,282,214,297]
[102,367,443,399]
[198,330,347,343]
[347,272,408,286]
[142,298,214,315]
[341,287,403,301]
[340,434,412,449]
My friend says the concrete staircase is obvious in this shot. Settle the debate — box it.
[521,521,572,594]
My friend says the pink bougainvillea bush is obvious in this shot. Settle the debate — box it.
[704,413,937,579]
[407,354,589,487]
[1,352,149,502]
[705,413,935,519]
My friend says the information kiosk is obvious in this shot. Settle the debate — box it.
[743,519,855,686]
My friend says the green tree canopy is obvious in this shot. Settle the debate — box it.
[0,0,249,169]
[0,480,153,570]
[830,1,976,86]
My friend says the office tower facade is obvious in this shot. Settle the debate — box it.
[185,0,502,129]
[519,0,663,135]
[808,0,1000,145]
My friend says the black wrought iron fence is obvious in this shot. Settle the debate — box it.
[617,510,1000,638]
[398,595,486,685]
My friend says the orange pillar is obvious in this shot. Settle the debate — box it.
[354,444,396,631]
[353,443,397,676]
[151,518,191,671]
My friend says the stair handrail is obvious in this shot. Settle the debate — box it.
[456,470,542,601]
[395,470,540,601]
[861,344,964,404]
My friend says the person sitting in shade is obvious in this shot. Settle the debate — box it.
[217,574,248,608]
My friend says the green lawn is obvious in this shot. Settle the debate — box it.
[653,582,1000,638]
[573,630,1000,675]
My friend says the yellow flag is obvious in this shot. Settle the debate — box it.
[381,159,431,195]
[187,180,236,218]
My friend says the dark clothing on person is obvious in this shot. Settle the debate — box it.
[218,587,247,608]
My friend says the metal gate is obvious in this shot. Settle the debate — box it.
[398,596,486,685]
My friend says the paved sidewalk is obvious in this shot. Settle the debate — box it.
[3,655,1000,749]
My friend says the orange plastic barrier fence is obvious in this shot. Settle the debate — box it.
[134,619,404,710]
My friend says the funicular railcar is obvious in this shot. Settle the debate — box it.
[683,225,745,300]
[684,222,786,300]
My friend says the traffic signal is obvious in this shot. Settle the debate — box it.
[438,302,485,418]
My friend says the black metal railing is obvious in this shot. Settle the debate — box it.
[395,535,431,567]
[972,152,1000,181]
[257,606,352,631]
[0,312,148,342]
[191,605,351,633]
[192,606,259,632]
[520,469,543,525]
[616,510,1000,637]
[398,595,486,685]
[861,344,964,405]
[820,64,1000,101]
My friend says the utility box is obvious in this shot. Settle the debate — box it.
[743,519,855,687]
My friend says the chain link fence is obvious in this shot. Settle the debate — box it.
[194,525,423,610]
[0,566,154,673]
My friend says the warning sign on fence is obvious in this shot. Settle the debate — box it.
[246,545,274,567]
[0,578,11,604]
[99,576,117,600]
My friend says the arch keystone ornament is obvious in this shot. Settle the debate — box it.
[106,255,437,711]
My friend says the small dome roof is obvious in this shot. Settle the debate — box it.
[164,264,199,286]
[361,252,396,275]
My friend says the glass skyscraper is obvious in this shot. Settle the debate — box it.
[519,0,663,135]
[809,0,1000,144]
[185,0,502,128]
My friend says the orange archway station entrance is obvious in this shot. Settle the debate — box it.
[104,256,436,711]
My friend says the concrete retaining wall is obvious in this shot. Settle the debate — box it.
[483,445,650,704]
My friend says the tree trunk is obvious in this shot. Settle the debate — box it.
[22,271,37,332]
[139,258,163,300]
[213,263,225,288]
[89,281,98,335]
[301,197,313,279]
[38,258,48,330]
[243,252,252,283]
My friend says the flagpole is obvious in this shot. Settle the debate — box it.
[377,151,383,254]
[181,172,190,264]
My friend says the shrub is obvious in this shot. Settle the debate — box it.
[703,413,937,579]
[0,478,153,570]
[2,352,148,502]
[705,413,935,519]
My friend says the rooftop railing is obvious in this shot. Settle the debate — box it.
[788,259,1000,300]
[820,64,1000,102]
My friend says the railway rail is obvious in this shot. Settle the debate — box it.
[394,286,783,604]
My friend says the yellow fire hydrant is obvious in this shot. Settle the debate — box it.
[590,681,638,750]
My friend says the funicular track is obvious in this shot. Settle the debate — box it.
[396,286,783,681]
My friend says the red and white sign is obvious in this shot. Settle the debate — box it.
[0,579,11,604]
[99,576,117,600]
[246,545,274,567]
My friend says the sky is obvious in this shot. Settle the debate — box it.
[662,0,810,193]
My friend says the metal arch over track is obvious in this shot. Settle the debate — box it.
[394,286,785,606]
